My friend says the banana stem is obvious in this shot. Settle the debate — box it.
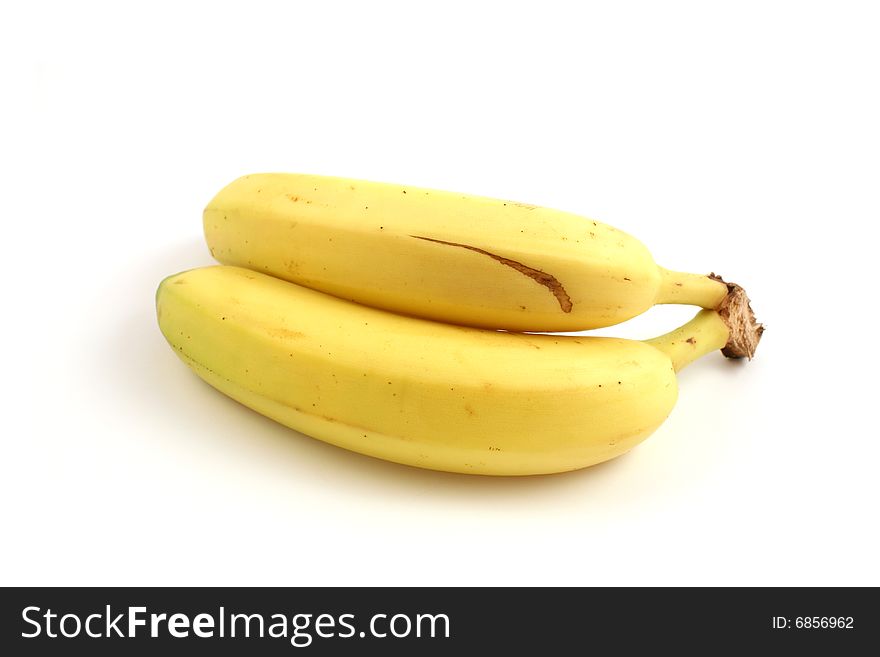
[644,310,730,372]
[655,267,729,309]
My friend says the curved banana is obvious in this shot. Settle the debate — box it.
[204,173,729,332]
[156,266,741,476]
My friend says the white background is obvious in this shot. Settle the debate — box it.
[3,0,878,586]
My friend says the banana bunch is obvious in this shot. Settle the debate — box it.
[157,174,762,475]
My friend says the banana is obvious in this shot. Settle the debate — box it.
[204,173,730,332]
[156,266,750,476]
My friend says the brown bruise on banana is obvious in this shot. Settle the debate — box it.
[410,235,573,313]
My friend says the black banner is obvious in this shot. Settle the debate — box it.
[1,587,875,655]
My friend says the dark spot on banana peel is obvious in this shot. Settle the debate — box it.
[410,235,573,313]
[686,337,696,345]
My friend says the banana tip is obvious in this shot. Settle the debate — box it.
[709,273,764,360]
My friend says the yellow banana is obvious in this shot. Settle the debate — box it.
[156,266,753,476]
[204,173,730,332]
